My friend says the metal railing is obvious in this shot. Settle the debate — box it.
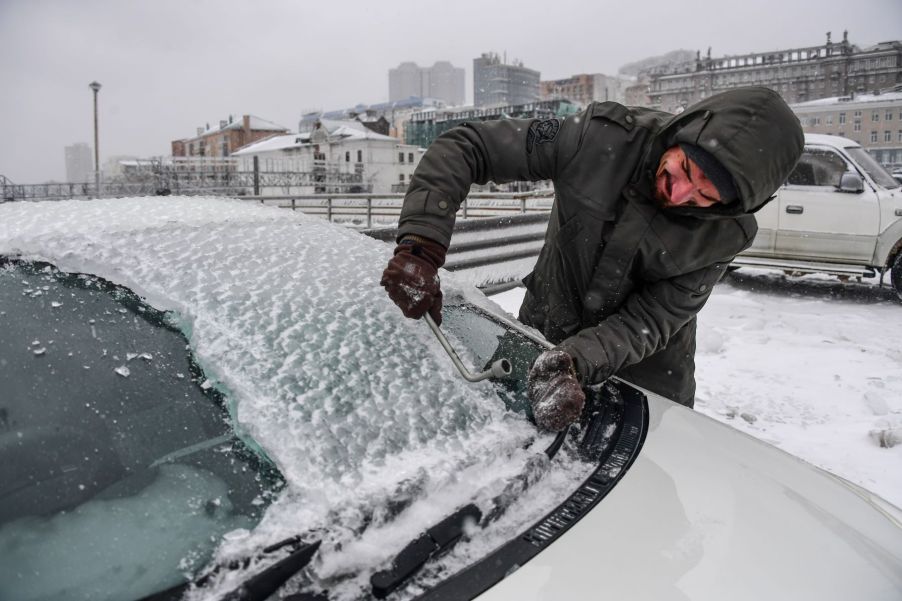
[241,191,554,228]
[364,212,551,293]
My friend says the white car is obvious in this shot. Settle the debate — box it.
[735,134,902,299]
[1,197,900,601]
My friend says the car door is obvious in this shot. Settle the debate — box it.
[747,193,778,256]
[774,145,880,262]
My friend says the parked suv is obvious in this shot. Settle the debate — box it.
[733,133,902,299]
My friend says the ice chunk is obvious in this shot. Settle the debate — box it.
[114,366,130,378]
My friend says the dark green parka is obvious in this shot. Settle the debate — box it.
[397,87,803,406]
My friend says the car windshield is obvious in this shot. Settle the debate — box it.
[844,146,901,189]
[0,198,637,601]
[0,260,283,601]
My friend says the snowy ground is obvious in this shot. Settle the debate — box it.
[490,269,902,509]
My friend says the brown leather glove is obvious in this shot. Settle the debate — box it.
[527,349,586,432]
[380,235,447,325]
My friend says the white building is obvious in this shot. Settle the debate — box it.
[64,143,93,183]
[232,120,424,195]
[792,91,902,169]
[102,155,141,179]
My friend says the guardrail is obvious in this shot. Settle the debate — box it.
[364,212,551,293]
[241,192,554,228]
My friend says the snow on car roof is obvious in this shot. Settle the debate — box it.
[804,132,860,148]
[0,196,587,599]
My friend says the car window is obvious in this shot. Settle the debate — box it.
[786,148,848,187]
[845,146,902,189]
[0,260,284,601]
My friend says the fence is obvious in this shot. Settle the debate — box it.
[241,191,555,228]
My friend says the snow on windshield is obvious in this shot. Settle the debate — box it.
[0,197,591,599]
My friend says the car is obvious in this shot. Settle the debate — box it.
[892,168,902,186]
[1,196,901,601]
[733,134,902,299]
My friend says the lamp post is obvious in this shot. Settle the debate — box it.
[89,81,102,198]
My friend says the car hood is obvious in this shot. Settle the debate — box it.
[478,392,902,601]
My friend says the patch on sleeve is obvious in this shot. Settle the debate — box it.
[526,119,560,153]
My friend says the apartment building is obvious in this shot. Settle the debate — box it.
[539,73,627,107]
[473,52,540,107]
[171,115,288,158]
[793,91,902,169]
[389,61,465,106]
[643,32,902,113]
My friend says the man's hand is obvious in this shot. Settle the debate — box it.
[527,349,586,431]
[380,236,447,325]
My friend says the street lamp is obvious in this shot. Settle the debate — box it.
[89,81,101,198]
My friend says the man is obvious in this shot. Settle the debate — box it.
[381,87,803,431]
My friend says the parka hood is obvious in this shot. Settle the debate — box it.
[650,87,804,218]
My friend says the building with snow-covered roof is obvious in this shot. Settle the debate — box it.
[644,33,902,113]
[792,91,902,169]
[299,97,445,141]
[232,120,424,195]
[171,114,289,159]
[539,73,628,108]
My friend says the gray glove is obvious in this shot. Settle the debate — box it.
[527,349,586,431]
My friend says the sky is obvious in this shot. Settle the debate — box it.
[0,0,900,184]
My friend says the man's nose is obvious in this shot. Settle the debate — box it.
[670,178,695,205]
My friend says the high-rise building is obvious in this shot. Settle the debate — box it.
[643,32,902,113]
[65,143,93,183]
[389,62,422,102]
[473,52,540,107]
[388,61,465,106]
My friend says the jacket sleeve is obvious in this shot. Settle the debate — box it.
[558,261,730,385]
[396,112,585,247]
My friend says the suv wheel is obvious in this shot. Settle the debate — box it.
[892,252,902,301]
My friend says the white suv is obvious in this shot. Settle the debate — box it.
[734,133,902,299]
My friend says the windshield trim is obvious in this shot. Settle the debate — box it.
[413,380,648,601]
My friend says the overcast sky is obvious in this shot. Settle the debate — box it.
[1,0,900,183]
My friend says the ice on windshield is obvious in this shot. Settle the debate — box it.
[0,464,252,601]
[0,197,592,600]
[0,259,283,601]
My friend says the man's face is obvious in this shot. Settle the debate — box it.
[654,146,723,208]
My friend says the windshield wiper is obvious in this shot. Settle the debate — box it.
[219,539,321,601]
[369,427,569,599]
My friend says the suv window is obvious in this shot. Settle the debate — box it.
[0,260,283,601]
[786,148,847,187]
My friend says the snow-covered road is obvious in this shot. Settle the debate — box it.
[490,269,902,508]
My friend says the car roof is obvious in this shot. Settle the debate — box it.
[804,132,861,149]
